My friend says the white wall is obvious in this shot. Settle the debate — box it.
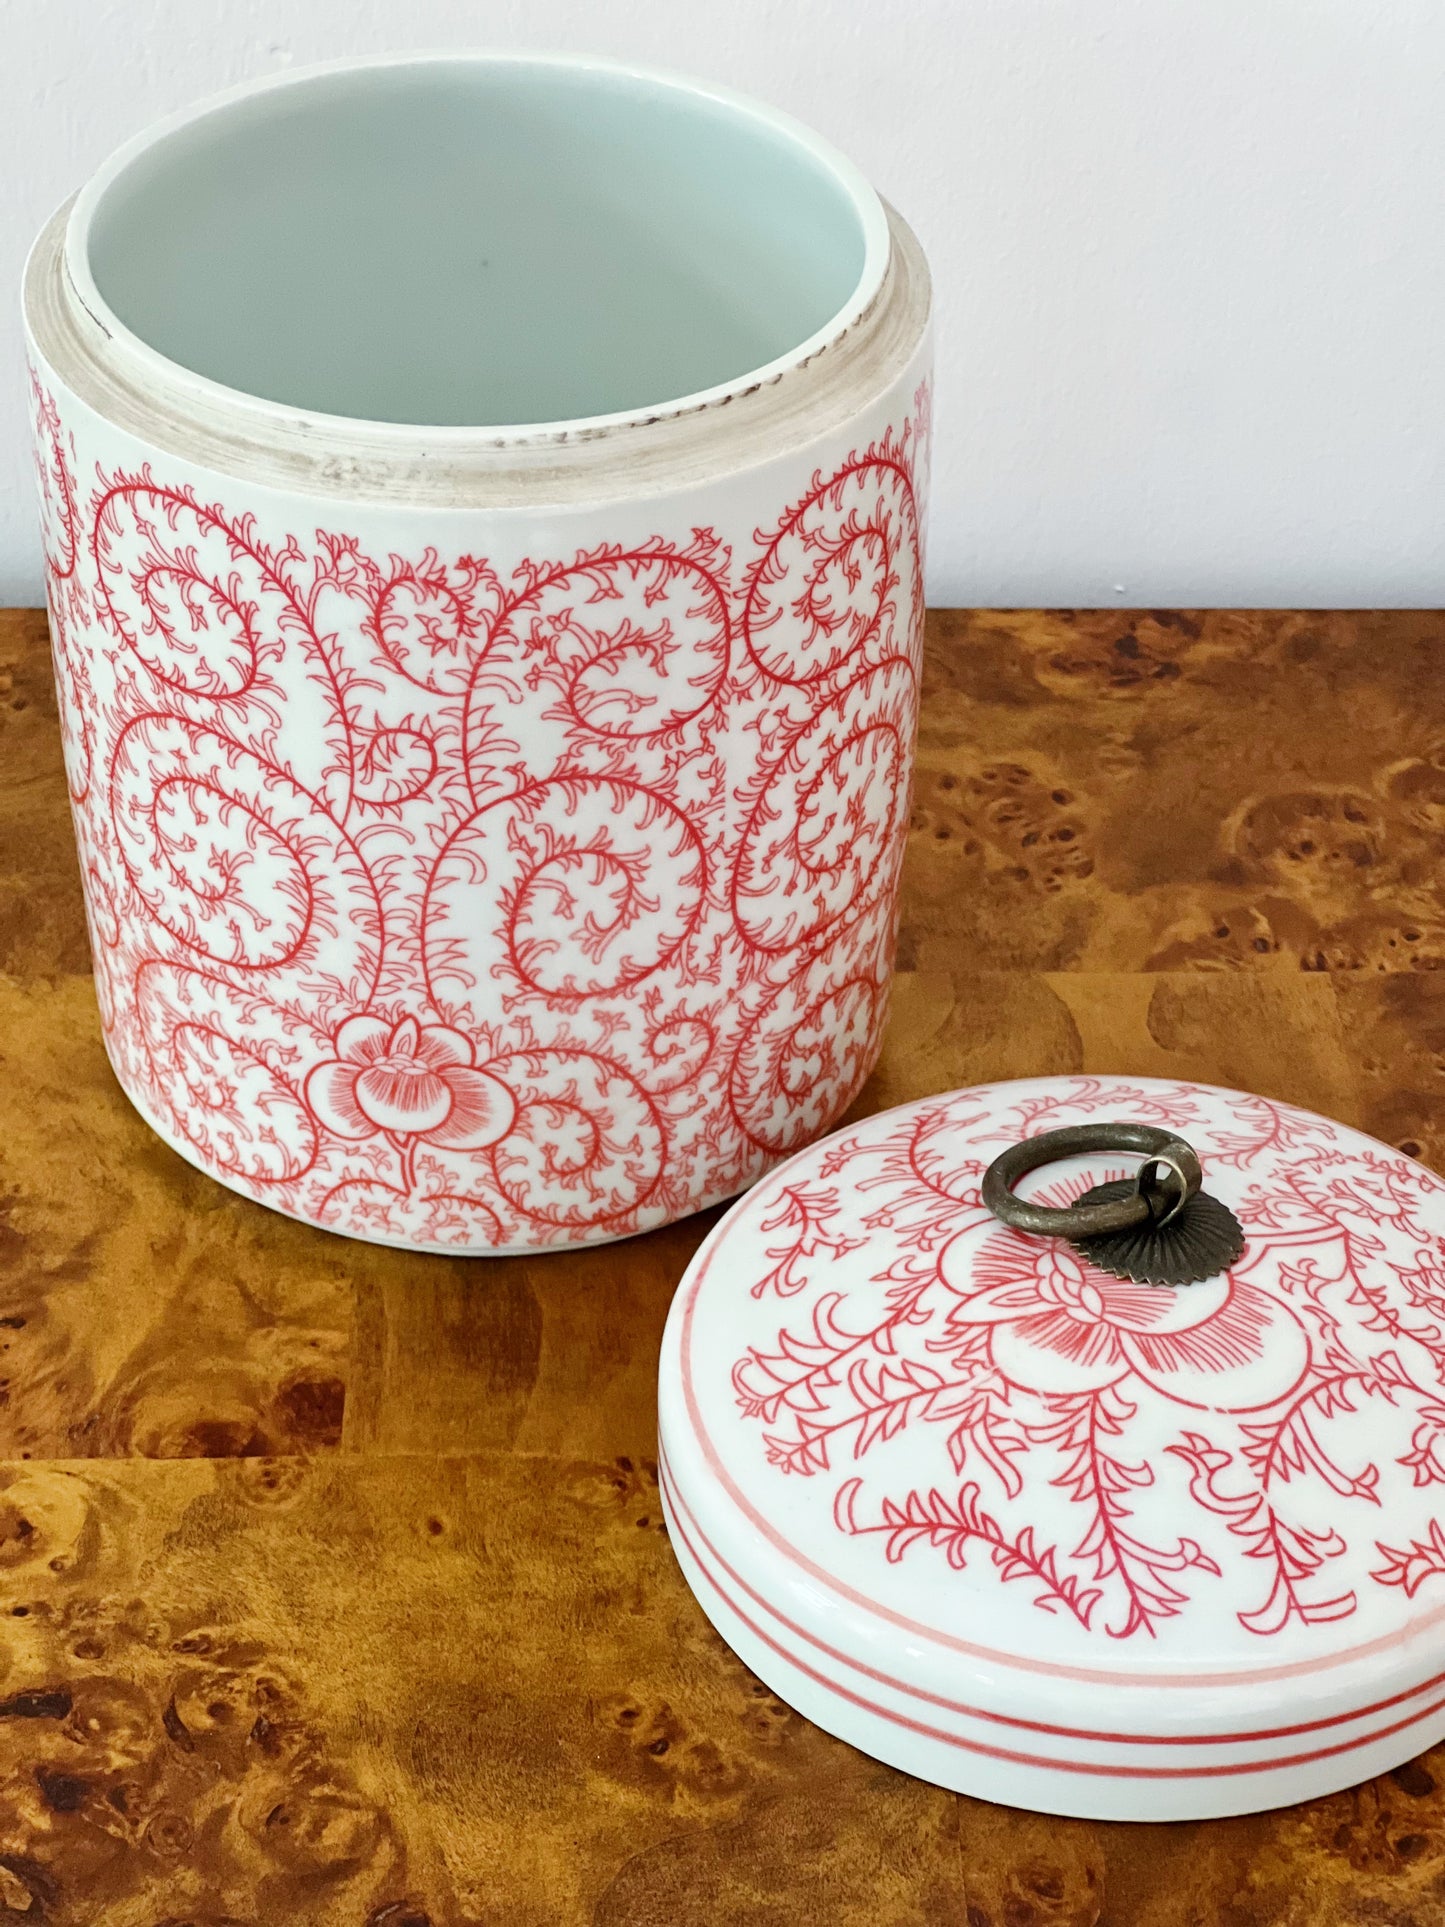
[5,1,1443,608]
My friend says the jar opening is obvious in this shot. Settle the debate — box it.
[71,54,887,434]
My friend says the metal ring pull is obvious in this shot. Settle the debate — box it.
[1132,1144,1202,1230]
[982,1123,1203,1239]
[980,1119,1244,1288]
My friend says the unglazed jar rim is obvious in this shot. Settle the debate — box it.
[58,50,894,451]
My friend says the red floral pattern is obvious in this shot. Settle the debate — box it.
[28,367,928,1248]
[719,1078,1445,1643]
[949,1206,1311,1412]
[307,1013,514,1149]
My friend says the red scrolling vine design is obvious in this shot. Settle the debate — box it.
[725,1081,1445,1642]
[27,367,930,1248]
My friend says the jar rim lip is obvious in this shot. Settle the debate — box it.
[61,48,893,449]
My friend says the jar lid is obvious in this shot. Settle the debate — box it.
[657,1075,1445,1820]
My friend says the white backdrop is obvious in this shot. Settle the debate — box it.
[5,0,1443,607]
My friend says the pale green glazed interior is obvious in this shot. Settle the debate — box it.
[83,59,874,428]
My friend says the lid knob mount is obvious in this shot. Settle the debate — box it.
[981,1122,1245,1287]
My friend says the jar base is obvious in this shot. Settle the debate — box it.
[104,1036,759,1258]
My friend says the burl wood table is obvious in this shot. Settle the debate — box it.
[1,605,1443,1925]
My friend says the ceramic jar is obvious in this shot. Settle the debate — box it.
[24,54,932,1253]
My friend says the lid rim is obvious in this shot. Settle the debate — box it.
[660,1445,1445,1749]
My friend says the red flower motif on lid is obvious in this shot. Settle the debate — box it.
[305,1014,515,1150]
[942,1228,1311,1414]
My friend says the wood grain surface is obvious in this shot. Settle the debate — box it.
[1,603,1443,1924]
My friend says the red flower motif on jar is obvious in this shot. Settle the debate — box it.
[305,1014,515,1150]
[942,1227,1311,1414]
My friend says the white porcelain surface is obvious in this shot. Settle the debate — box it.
[658,1075,1445,1819]
[25,54,932,1253]
[67,53,891,436]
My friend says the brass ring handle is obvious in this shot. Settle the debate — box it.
[981,1123,1203,1238]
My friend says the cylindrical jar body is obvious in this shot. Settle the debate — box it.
[24,57,931,1253]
